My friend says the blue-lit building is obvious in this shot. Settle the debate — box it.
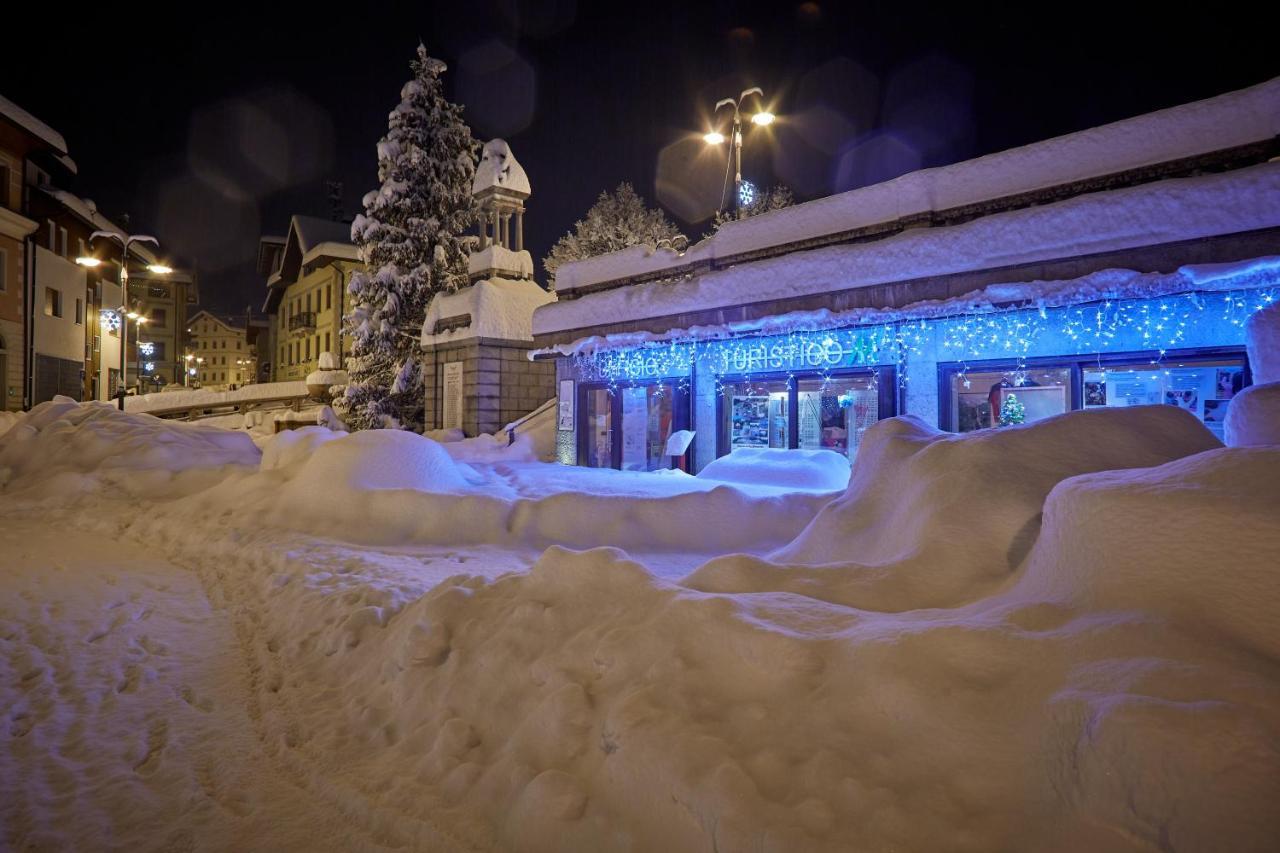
[532,77,1280,472]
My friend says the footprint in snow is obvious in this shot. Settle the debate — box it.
[132,718,169,775]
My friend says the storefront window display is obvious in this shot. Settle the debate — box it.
[722,379,790,452]
[1081,358,1245,440]
[943,352,1248,437]
[951,368,1071,432]
[797,376,879,458]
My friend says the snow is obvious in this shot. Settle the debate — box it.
[126,381,310,414]
[697,447,850,491]
[534,161,1280,335]
[472,138,531,196]
[467,244,534,279]
[549,75,1280,296]
[4,397,1279,850]
[421,277,555,346]
[1246,297,1280,384]
[1224,383,1280,447]
[0,93,69,155]
[37,188,157,263]
[304,368,348,386]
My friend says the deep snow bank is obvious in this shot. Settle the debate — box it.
[686,406,1222,610]
[697,447,850,491]
[0,398,259,500]
[1024,446,1280,658]
[189,442,1280,851]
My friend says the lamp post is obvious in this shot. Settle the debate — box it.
[77,231,170,410]
[704,87,774,213]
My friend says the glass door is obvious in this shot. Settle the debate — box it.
[583,387,615,468]
[621,383,680,471]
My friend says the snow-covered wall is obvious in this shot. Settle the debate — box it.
[422,278,555,346]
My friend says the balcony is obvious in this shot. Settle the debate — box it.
[288,311,316,334]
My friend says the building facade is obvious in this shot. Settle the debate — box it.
[532,77,1280,472]
[129,268,196,392]
[262,216,359,383]
[186,310,265,389]
[0,94,72,409]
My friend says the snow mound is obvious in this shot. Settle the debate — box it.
[697,447,850,491]
[686,406,1222,609]
[286,429,470,496]
[0,409,22,439]
[1025,446,1280,659]
[259,426,345,473]
[1246,299,1280,384]
[1225,382,1280,447]
[0,398,259,498]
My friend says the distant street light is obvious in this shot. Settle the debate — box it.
[704,86,775,212]
[76,230,169,409]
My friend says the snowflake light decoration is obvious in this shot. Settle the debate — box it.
[738,179,757,208]
[100,309,121,332]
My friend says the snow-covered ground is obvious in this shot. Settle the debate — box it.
[3,397,1279,851]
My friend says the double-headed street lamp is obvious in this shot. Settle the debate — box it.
[77,231,171,409]
[704,87,775,212]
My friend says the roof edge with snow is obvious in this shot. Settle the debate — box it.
[552,75,1280,297]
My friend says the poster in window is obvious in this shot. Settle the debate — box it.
[557,379,575,431]
[1216,368,1242,400]
[1164,388,1198,411]
[1203,398,1229,425]
[1084,381,1107,407]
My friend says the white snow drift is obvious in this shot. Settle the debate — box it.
[2,395,1278,852]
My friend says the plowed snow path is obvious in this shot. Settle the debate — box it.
[0,520,369,851]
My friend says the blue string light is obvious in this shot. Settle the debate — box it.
[570,287,1276,393]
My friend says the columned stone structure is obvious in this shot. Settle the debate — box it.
[420,139,555,436]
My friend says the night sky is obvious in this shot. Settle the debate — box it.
[3,2,1275,315]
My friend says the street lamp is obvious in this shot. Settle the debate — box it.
[77,230,168,410]
[704,87,775,212]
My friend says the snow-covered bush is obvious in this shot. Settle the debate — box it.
[543,183,684,284]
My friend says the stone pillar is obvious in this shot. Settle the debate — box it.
[514,209,524,252]
[501,213,511,249]
[478,213,489,249]
[492,211,502,248]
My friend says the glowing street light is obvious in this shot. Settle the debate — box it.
[146,264,173,275]
[704,86,776,212]
[80,229,168,408]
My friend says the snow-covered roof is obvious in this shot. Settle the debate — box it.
[0,94,69,155]
[266,215,360,314]
[469,244,534,280]
[533,161,1280,337]
[36,186,159,264]
[422,278,556,347]
[291,215,355,254]
[472,139,530,197]
[553,75,1280,295]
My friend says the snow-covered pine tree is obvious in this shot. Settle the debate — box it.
[703,184,794,238]
[543,183,684,285]
[339,44,478,432]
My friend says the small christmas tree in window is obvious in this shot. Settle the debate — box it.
[999,392,1026,426]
